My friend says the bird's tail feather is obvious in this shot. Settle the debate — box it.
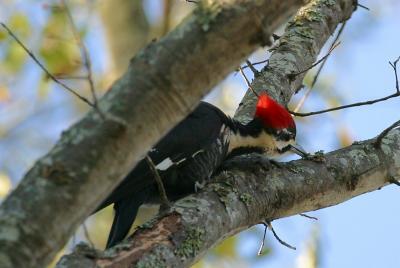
[105,191,147,248]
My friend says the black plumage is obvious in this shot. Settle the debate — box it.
[96,102,233,248]
[96,95,299,248]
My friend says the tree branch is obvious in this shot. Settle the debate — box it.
[234,0,355,122]
[57,128,400,268]
[0,1,305,267]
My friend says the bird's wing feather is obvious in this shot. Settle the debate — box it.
[150,101,228,165]
[94,102,228,211]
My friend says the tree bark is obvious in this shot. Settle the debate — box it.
[56,129,400,268]
[0,1,306,267]
[55,0,371,267]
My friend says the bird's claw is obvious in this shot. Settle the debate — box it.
[194,180,207,192]
[304,150,325,163]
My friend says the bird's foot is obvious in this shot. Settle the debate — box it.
[195,180,207,193]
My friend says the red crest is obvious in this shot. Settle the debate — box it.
[255,93,295,130]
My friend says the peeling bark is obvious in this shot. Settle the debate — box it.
[0,1,306,267]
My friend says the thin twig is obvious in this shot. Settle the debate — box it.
[82,222,95,248]
[60,0,102,116]
[241,59,269,71]
[374,119,400,148]
[299,213,318,221]
[245,60,259,76]
[357,3,370,10]
[292,92,400,117]
[264,221,296,250]
[54,75,89,80]
[389,56,400,93]
[294,22,347,112]
[0,22,94,107]
[289,42,341,78]
[292,56,400,117]
[257,224,268,255]
[238,66,259,97]
[145,155,171,210]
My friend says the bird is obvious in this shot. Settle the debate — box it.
[95,93,304,248]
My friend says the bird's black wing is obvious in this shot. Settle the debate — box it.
[99,102,229,248]
[149,101,229,166]
[96,101,229,211]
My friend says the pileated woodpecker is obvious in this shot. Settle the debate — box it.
[96,93,302,248]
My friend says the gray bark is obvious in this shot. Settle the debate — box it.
[57,130,400,268]
[55,0,377,267]
[0,1,305,267]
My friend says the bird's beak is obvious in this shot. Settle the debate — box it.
[290,143,309,158]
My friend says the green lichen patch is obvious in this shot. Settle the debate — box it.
[322,0,336,6]
[348,149,367,167]
[195,2,222,32]
[305,150,325,162]
[101,240,133,259]
[175,196,201,209]
[288,0,328,28]
[138,219,156,230]
[175,227,205,259]
[211,183,234,207]
[294,28,314,39]
[303,9,324,22]
[239,193,253,206]
[74,242,102,258]
[136,252,166,268]
[287,165,301,174]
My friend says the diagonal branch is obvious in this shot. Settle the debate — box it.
[57,128,400,268]
[234,0,355,123]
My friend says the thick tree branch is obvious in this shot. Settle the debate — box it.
[0,1,305,267]
[235,0,355,122]
[57,128,400,268]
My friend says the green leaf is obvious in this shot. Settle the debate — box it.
[3,42,27,72]
[39,9,80,75]
[0,29,6,41]
[9,13,30,38]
